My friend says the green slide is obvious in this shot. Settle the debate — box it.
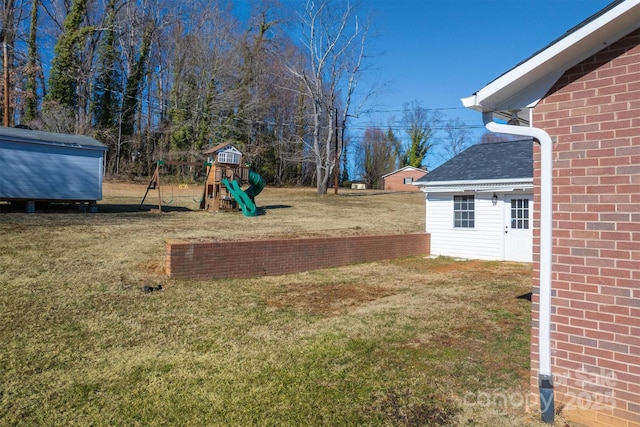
[245,170,265,202]
[221,171,264,217]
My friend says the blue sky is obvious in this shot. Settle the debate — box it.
[355,0,612,166]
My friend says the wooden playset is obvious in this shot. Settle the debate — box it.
[139,143,264,216]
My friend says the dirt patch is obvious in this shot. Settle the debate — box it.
[137,259,166,276]
[265,283,397,315]
[428,259,485,273]
[366,388,460,427]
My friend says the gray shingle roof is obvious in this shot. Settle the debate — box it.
[0,126,107,151]
[416,139,533,183]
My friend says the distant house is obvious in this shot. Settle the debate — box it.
[414,140,533,262]
[382,166,426,192]
[0,126,108,211]
[462,1,640,425]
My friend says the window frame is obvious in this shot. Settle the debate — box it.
[510,198,530,229]
[453,195,475,229]
[217,151,240,165]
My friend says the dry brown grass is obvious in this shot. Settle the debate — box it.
[0,181,563,426]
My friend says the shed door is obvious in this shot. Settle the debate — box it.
[504,196,533,262]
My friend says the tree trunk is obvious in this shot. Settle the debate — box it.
[23,0,39,122]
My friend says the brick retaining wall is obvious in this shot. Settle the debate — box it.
[166,233,430,280]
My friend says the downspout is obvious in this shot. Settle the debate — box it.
[482,111,554,424]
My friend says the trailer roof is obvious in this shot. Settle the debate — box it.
[0,126,108,151]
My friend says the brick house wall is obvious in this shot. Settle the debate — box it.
[166,233,430,280]
[383,169,426,192]
[530,28,640,427]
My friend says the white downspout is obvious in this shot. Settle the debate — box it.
[482,111,554,423]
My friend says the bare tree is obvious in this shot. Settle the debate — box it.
[442,117,472,160]
[114,0,177,173]
[165,0,241,159]
[1,0,24,126]
[359,126,395,189]
[9,0,381,187]
[285,0,371,194]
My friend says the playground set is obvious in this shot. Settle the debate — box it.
[139,143,264,216]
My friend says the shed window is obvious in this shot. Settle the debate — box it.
[454,195,474,228]
[404,177,414,184]
[511,198,529,229]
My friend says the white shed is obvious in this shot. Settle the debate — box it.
[414,139,533,262]
[0,126,108,208]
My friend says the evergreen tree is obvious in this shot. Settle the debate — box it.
[92,0,122,129]
[402,101,442,169]
[404,129,429,168]
[46,0,91,110]
[195,78,216,151]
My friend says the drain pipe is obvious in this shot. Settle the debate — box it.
[482,111,554,423]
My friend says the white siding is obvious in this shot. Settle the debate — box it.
[0,141,105,201]
[426,192,505,260]
[426,193,504,260]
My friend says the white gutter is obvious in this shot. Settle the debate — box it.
[482,111,555,423]
[414,177,532,187]
[418,186,533,195]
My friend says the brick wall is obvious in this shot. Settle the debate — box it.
[166,233,430,280]
[531,28,640,427]
[383,170,426,191]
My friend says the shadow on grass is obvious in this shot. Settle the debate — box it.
[0,202,196,214]
[337,191,420,197]
[121,204,193,213]
[1,201,281,215]
[262,204,292,210]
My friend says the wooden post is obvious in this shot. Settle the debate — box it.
[334,108,339,195]
[156,165,162,211]
[138,162,162,212]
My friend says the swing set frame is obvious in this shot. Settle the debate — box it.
[138,160,212,212]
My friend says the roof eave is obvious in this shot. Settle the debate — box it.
[462,0,640,118]
[0,130,108,151]
[415,177,533,192]
[381,166,427,178]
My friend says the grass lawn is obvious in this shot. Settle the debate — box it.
[0,182,553,426]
